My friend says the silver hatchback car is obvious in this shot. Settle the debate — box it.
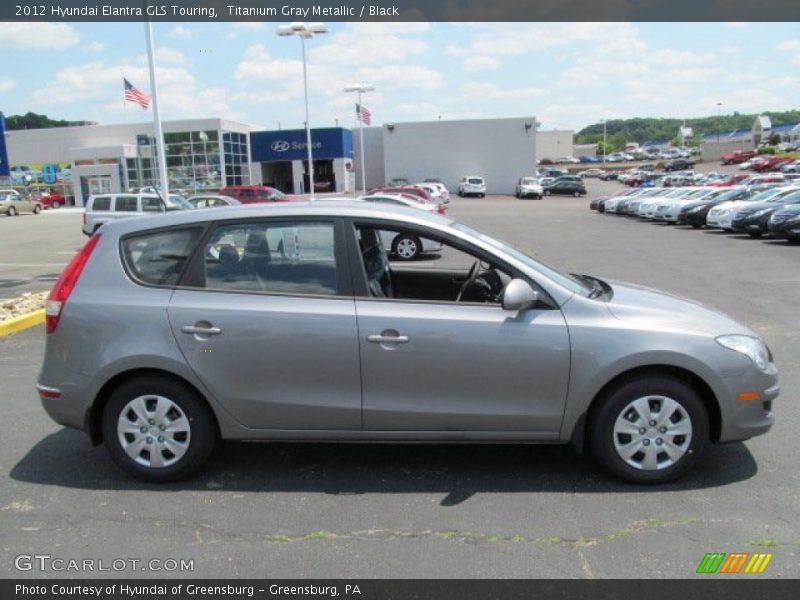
[38,203,778,483]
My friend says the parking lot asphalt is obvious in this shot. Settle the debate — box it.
[0,210,85,294]
[1,180,798,579]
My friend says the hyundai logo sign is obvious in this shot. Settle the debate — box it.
[271,140,291,152]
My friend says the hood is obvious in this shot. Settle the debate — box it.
[604,280,754,338]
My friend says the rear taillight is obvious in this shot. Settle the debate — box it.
[437,203,446,215]
[46,234,101,334]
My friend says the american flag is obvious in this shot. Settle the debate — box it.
[124,78,151,110]
[356,103,371,126]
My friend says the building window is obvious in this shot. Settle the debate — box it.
[222,131,249,186]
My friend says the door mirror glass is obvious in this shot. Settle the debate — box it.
[501,279,539,311]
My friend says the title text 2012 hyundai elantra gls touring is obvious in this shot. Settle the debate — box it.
[37,203,779,484]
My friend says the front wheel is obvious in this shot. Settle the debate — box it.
[101,376,217,482]
[573,191,581,197]
[392,234,421,261]
[51,200,61,209]
[588,375,708,484]
[33,204,41,214]
[7,207,17,217]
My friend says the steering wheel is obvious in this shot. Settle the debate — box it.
[456,260,481,302]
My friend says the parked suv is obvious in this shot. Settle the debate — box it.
[82,193,192,236]
[38,203,778,484]
[664,158,696,171]
[218,185,297,204]
[458,176,486,197]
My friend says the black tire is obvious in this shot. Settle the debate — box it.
[544,189,551,196]
[748,231,763,239]
[7,207,17,217]
[391,234,421,261]
[51,200,61,209]
[691,224,702,229]
[33,204,41,214]
[588,374,708,484]
[573,191,581,197]
[101,376,218,482]
[479,193,485,198]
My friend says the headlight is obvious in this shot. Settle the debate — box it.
[716,335,770,371]
[750,208,772,218]
[687,205,706,213]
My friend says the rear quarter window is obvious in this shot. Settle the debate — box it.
[121,228,202,287]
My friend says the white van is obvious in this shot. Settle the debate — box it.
[82,193,193,236]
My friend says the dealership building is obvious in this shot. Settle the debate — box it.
[2,114,559,203]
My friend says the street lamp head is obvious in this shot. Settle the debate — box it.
[276,25,295,36]
[308,23,328,34]
[344,84,375,92]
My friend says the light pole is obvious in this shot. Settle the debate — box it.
[716,102,722,145]
[277,22,328,199]
[344,83,375,194]
[601,119,607,164]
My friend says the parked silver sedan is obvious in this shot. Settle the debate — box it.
[38,203,778,484]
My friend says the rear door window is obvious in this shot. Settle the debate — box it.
[114,196,139,212]
[141,197,163,212]
[121,228,203,287]
[201,221,338,296]
[91,196,111,211]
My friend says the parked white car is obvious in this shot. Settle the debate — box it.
[82,193,194,236]
[458,176,486,198]
[515,177,544,199]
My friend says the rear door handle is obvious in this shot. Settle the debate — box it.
[181,325,222,336]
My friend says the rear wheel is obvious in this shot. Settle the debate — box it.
[588,375,708,484]
[7,207,17,217]
[33,204,41,214]
[573,191,581,197]
[101,376,217,482]
[51,200,61,209]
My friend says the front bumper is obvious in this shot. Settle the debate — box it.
[717,364,779,443]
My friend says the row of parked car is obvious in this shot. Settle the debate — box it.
[592,183,800,242]
[81,183,451,261]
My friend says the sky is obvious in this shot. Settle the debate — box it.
[0,21,799,133]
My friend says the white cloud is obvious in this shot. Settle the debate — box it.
[462,56,502,71]
[778,40,800,51]
[234,22,266,30]
[0,22,79,49]
[234,44,303,83]
[461,81,548,100]
[32,61,194,107]
[649,49,716,66]
[0,78,15,92]
[310,24,428,68]
[725,22,749,28]
[356,65,442,91]
[170,25,197,39]
[84,41,107,53]
[155,47,188,65]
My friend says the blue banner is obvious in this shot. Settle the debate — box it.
[251,127,353,163]
[0,112,10,178]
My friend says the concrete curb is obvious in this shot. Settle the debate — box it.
[0,309,45,337]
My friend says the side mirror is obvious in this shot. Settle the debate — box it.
[501,279,539,311]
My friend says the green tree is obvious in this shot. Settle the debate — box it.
[5,112,95,130]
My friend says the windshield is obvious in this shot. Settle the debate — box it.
[750,188,789,203]
[468,178,484,184]
[521,178,538,185]
[453,223,592,297]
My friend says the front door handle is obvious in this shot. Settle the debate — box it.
[181,324,222,336]
[367,333,409,344]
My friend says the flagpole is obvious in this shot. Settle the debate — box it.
[144,17,169,200]
[358,93,367,194]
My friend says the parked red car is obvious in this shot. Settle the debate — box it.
[30,190,66,208]
[218,185,299,203]
[752,157,795,172]
[721,150,757,165]
[711,173,750,187]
